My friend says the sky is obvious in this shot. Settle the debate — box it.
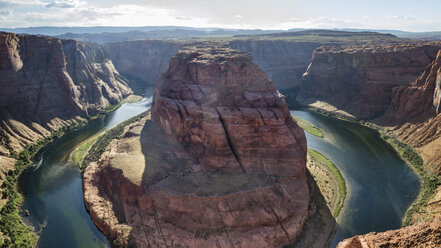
[0,0,441,32]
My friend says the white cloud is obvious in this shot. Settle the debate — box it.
[45,0,86,9]
[0,8,12,20]
[387,15,416,21]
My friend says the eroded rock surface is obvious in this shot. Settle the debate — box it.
[301,42,441,119]
[385,50,441,175]
[0,32,131,157]
[337,218,441,248]
[84,45,309,247]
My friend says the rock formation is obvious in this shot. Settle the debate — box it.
[301,44,441,248]
[337,218,441,248]
[104,40,184,92]
[105,31,404,93]
[83,45,309,247]
[385,50,441,174]
[301,43,441,119]
[228,40,324,89]
[0,31,131,158]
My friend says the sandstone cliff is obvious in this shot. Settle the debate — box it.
[337,218,441,248]
[83,45,309,247]
[104,40,184,92]
[0,32,131,157]
[385,50,441,174]
[228,40,324,89]
[104,39,325,92]
[301,43,441,119]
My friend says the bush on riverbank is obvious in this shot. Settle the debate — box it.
[80,111,149,171]
[380,131,441,226]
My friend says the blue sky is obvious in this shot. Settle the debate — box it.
[1,0,440,31]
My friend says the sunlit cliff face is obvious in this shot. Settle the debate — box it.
[435,73,441,114]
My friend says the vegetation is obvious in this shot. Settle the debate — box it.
[308,149,346,217]
[292,116,324,138]
[71,135,101,165]
[80,111,149,171]
[380,131,441,226]
[0,120,88,247]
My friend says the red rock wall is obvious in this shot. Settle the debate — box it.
[301,43,441,119]
[0,32,131,156]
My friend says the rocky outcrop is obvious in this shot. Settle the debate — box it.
[302,44,441,248]
[83,45,309,247]
[337,218,441,248]
[301,43,441,119]
[228,40,324,90]
[384,50,441,174]
[0,32,131,157]
[104,40,184,92]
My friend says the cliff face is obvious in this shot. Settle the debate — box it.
[0,32,131,157]
[385,50,441,174]
[228,40,323,89]
[104,40,184,92]
[104,39,324,91]
[303,45,441,247]
[83,45,309,247]
[301,43,441,119]
[337,218,441,248]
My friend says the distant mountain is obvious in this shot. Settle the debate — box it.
[1,26,439,42]
[56,29,285,43]
[0,26,282,37]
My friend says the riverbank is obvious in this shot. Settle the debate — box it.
[0,118,89,247]
[298,99,439,227]
[291,114,346,216]
[308,149,346,217]
[292,116,324,138]
[0,94,142,247]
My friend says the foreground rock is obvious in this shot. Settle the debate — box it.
[84,45,309,247]
[337,218,441,248]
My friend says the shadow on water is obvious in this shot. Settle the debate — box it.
[18,96,152,248]
[290,110,420,248]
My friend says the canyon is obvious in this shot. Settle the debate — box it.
[0,31,131,243]
[0,32,131,158]
[300,41,441,247]
[83,45,310,247]
[1,28,441,247]
[103,30,404,93]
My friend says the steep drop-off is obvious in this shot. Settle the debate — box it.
[228,40,324,89]
[83,45,309,247]
[104,31,408,93]
[300,42,441,247]
[104,40,184,92]
[301,42,441,119]
[0,32,130,165]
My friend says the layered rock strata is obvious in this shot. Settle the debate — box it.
[104,40,184,92]
[83,45,309,247]
[302,44,441,248]
[385,50,441,174]
[301,42,441,119]
[0,32,131,157]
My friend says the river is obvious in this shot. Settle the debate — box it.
[17,103,419,248]
[18,96,152,248]
[291,110,420,247]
